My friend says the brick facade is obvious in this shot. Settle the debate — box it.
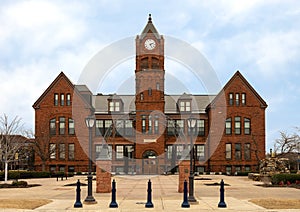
[33,15,267,174]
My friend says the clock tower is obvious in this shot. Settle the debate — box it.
[135,14,165,162]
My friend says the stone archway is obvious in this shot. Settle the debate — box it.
[142,150,158,174]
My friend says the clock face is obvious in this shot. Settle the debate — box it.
[144,39,156,50]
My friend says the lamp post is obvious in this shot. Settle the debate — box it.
[84,115,96,204]
[187,117,197,203]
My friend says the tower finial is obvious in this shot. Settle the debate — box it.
[148,14,152,23]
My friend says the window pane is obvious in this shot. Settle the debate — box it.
[109,102,114,111]
[229,93,233,106]
[167,120,175,135]
[95,144,112,159]
[185,101,190,111]
[60,94,64,106]
[148,116,152,134]
[235,143,241,160]
[196,145,205,161]
[180,101,185,111]
[50,144,56,159]
[197,119,205,136]
[244,143,251,160]
[244,118,250,135]
[115,102,120,111]
[225,118,231,135]
[242,93,246,105]
[225,143,231,159]
[68,144,75,160]
[125,120,133,136]
[59,143,65,159]
[50,118,56,135]
[235,117,241,135]
[142,116,146,133]
[116,145,124,159]
[154,115,159,134]
[96,120,104,136]
[54,94,59,106]
[235,93,239,106]
[66,94,71,106]
[59,117,65,135]
[68,119,75,135]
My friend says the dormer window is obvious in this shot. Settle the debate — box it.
[179,101,191,112]
[109,101,120,112]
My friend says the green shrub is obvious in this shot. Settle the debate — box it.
[271,174,300,185]
[236,171,252,176]
[11,180,28,187]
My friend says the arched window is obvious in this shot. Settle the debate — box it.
[141,57,148,69]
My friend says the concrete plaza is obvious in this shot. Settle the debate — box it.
[0,174,300,211]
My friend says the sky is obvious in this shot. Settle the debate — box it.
[0,0,299,152]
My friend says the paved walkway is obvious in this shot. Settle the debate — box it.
[0,174,300,211]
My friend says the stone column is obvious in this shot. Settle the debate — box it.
[96,160,112,193]
[178,160,190,193]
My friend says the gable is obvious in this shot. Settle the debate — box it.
[207,71,267,109]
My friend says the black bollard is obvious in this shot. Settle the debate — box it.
[218,179,227,208]
[109,179,118,208]
[145,179,154,208]
[181,180,190,208]
[74,179,83,208]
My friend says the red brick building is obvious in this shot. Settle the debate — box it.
[33,15,267,174]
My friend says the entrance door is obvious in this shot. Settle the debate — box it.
[142,150,158,174]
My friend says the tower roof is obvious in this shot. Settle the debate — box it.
[140,14,160,40]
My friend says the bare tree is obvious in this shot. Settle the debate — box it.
[28,130,55,172]
[0,114,27,182]
[275,131,299,155]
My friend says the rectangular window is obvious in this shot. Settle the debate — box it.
[59,143,65,159]
[176,145,184,160]
[59,117,65,135]
[167,145,173,159]
[115,120,124,137]
[175,120,184,136]
[154,115,159,134]
[226,166,232,174]
[225,118,232,135]
[225,143,231,159]
[148,88,152,96]
[245,166,251,171]
[95,144,112,160]
[54,94,59,106]
[244,118,251,135]
[116,145,124,159]
[241,93,246,105]
[167,120,175,135]
[50,118,56,135]
[148,116,152,134]
[66,93,71,106]
[196,119,205,136]
[109,101,120,112]
[95,120,104,136]
[229,93,233,106]
[235,116,241,135]
[125,120,133,136]
[105,120,112,135]
[235,143,241,160]
[125,145,134,158]
[68,144,75,160]
[179,101,191,112]
[235,93,240,106]
[140,93,144,101]
[50,143,56,159]
[196,145,205,161]
[156,82,160,90]
[60,94,64,106]
[244,143,251,160]
[68,118,75,135]
[142,116,146,134]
